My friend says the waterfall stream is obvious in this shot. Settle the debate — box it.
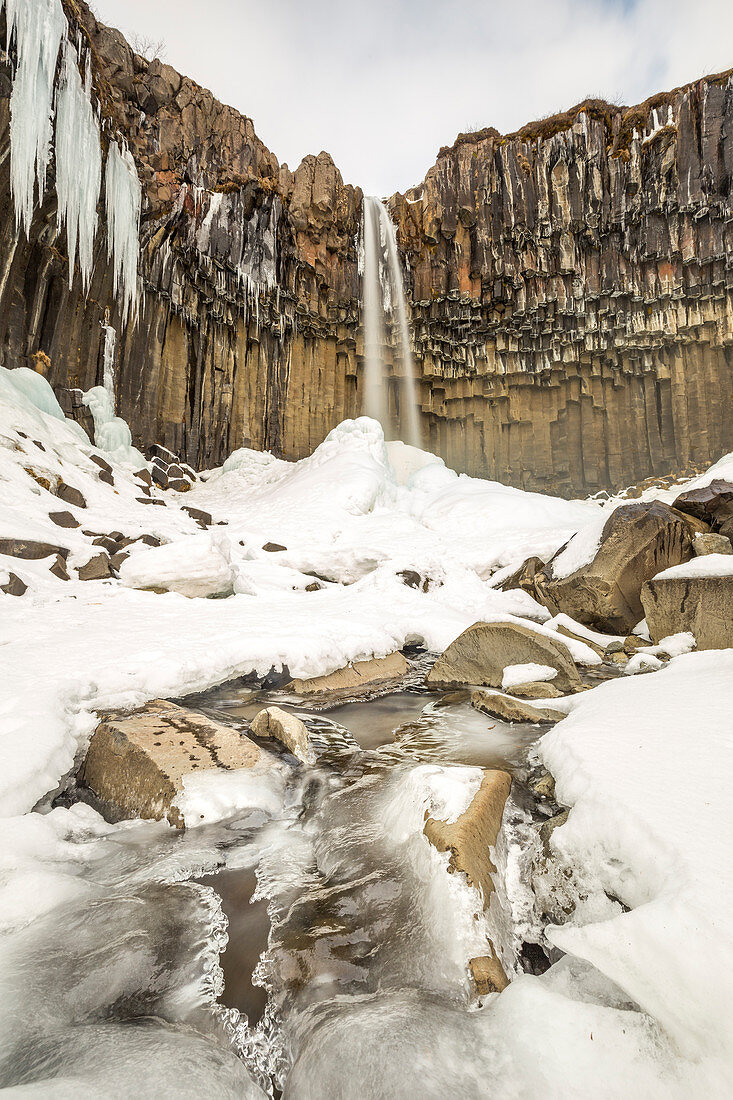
[361,196,422,448]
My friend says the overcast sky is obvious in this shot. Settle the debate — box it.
[90,0,733,196]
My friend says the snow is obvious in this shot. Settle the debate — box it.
[653,553,733,580]
[55,40,101,292]
[105,139,141,323]
[119,532,236,598]
[502,663,558,689]
[548,508,610,579]
[539,650,733,1084]
[2,372,733,1093]
[2,0,67,234]
[173,756,289,826]
[624,651,663,674]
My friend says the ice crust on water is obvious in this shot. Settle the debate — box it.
[55,41,101,291]
[105,139,142,323]
[1,0,67,235]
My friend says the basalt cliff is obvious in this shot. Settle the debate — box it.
[1,0,732,495]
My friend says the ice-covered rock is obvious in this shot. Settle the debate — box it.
[250,705,314,764]
[118,532,235,598]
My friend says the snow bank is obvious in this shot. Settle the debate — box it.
[539,651,733,1078]
[119,532,235,598]
[502,663,557,689]
[653,553,733,580]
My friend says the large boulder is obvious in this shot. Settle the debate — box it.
[534,501,706,633]
[289,652,408,696]
[79,700,262,827]
[423,769,512,994]
[426,621,582,693]
[641,556,733,650]
[471,689,566,723]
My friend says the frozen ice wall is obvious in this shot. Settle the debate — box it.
[2,0,142,319]
[101,322,116,406]
[2,0,68,234]
[105,141,142,323]
[55,41,102,291]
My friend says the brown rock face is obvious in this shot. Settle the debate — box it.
[641,573,733,650]
[288,652,409,697]
[535,501,706,632]
[426,620,582,692]
[79,699,261,827]
[0,1,731,492]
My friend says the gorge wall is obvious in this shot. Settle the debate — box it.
[1,0,732,495]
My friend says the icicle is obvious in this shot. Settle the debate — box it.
[2,0,68,234]
[101,320,116,408]
[55,43,101,291]
[105,140,141,324]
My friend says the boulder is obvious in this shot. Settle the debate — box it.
[1,572,27,596]
[118,534,234,598]
[511,681,564,699]
[672,479,733,529]
[49,554,69,580]
[0,537,68,560]
[642,564,733,650]
[79,700,261,827]
[471,689,566,723]
[289,651,409,696]
[77,553,112,581]
[424,769,512,992]
[534,501,706,633]
[250,706,313,763]
[182,505,212,528]
[499,555,545,596]
[55,482,86,509]
[426,621,582,693]
[48,510,80,529]
[693,532,733,556]
[262,542,287,553]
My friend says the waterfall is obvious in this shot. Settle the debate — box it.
[361,196,421,448]
[101,321,116,408]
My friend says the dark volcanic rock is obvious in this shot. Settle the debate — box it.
[78,553,113,581]
[55,483,86,509]
[1,572,27,596]
[0,538,69,560]
[49,510,80,529]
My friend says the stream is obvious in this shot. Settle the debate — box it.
[0,655,562,1098]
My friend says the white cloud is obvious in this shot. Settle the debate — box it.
[89,0,733,195]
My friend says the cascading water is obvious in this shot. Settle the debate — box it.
[361,196,422,448]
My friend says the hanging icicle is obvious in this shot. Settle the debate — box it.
[1,0,68,235]
[105,140,142,323]
[55,43,102,291]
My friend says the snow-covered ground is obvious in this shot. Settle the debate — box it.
[1,365,731,1095]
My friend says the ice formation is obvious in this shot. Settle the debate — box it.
[81,385,146,467]
[105,140,142,323]
[55,41,102,291]
[2,0,68,234]
[101,322,116,406]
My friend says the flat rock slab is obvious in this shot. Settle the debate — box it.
[642,575,733,650]
[424,768,512,993]
[289,651,409,696]
[471,689,566,724]
[426,621,581,693]
[250,706,313,763]
[79,700,261,827]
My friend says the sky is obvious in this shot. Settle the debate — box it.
[90,0,733,196]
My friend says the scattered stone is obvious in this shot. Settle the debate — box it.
[512,681,564,699]
[134,468,153,487]
[90,454,113,476]
[49,553,69,580]
[182,505,212,527]
[305,581,323,592]
[609,651,628,665]
[289,652,409,696]
[79,700,262,828]
[167,478,191,492]
[55,482,86,509]
[250,706,313,763]
[1,572,27,596]
[642,572,733,650]
[534,501,707,633]
[77,553,112,581]
[604,639,625,655]
[471,689,566,723]
[623,634,647,655]
[48,510,80,529]
[109,550,130,572]
[136,497,165,506]
[424,769,512,992]
[539,809,569,851]
[499,555,545,597]
[531,771,556,801]
[426,621,582,693]
[693,532,733,556]
[397,569,433,592]
[0,537,68,560]
[151,464,168,488]
[469,954,509,995]
[262,542,287,553]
